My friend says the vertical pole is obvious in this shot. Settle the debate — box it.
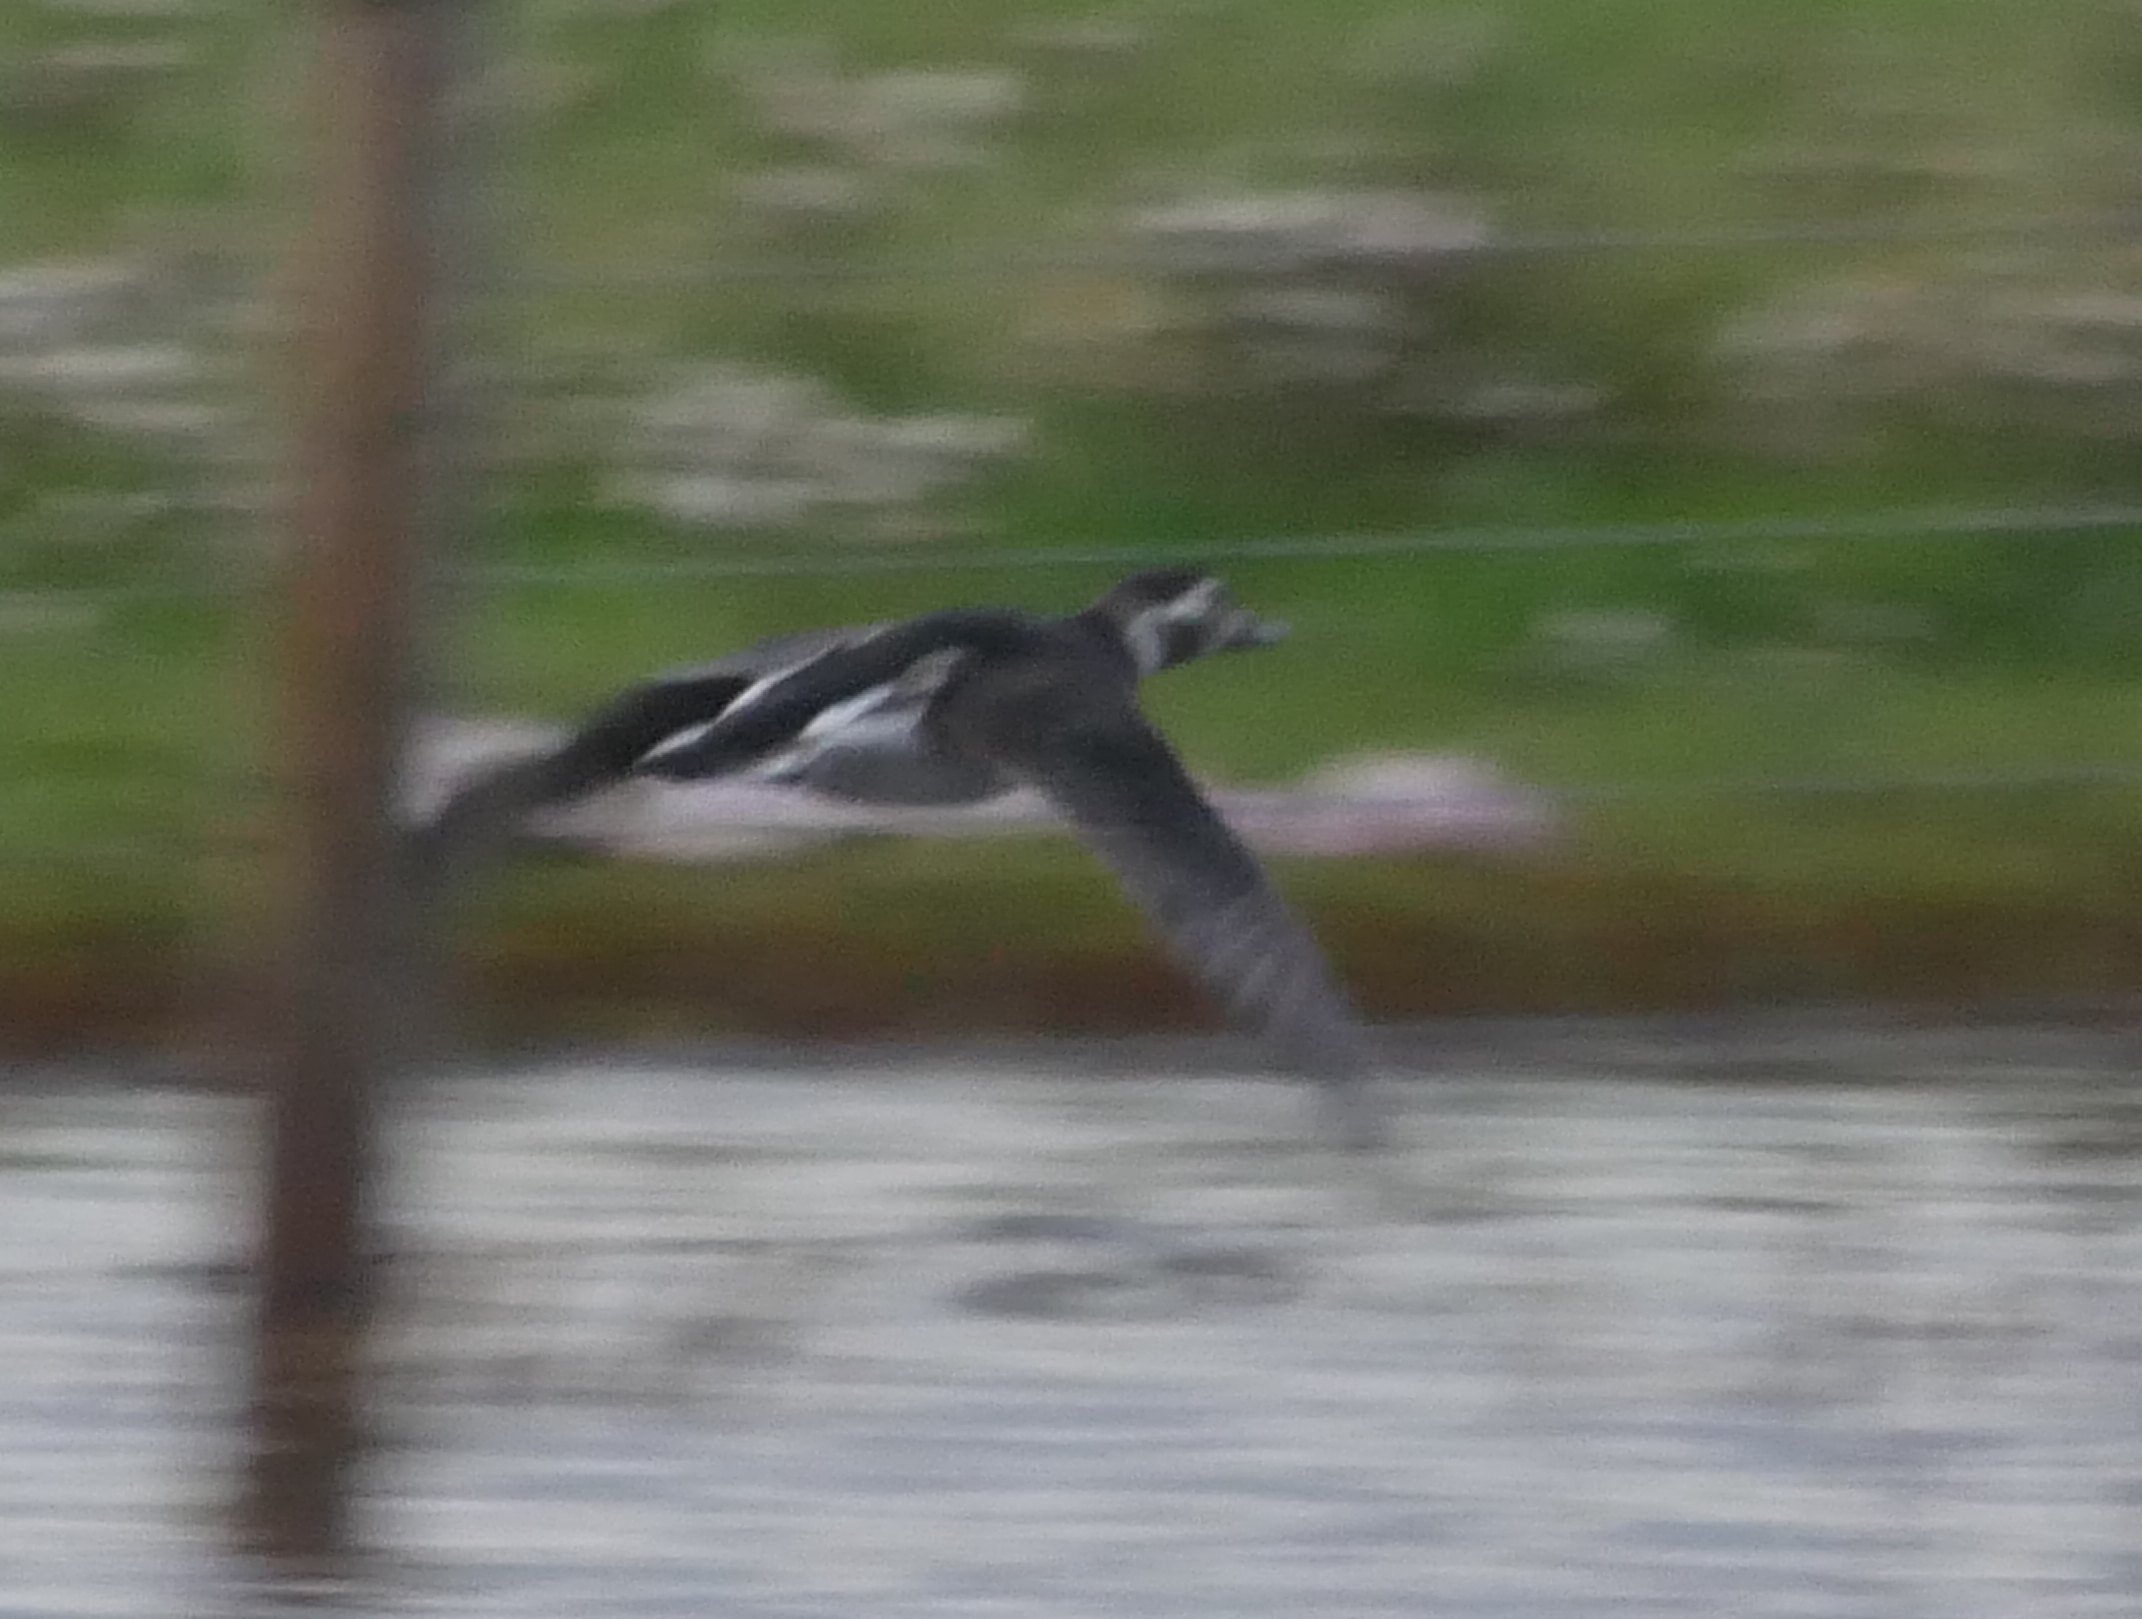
[241,0,455,1568]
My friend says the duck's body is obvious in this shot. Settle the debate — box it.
[412,571,1382,1151]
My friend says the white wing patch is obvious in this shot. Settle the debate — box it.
[795,680,902,740]
[638,641,966,772]
[636,715,723,768]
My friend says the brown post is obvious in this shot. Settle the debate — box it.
[241,0,459,1569]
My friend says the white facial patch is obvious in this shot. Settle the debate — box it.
[1123,576,1225,675]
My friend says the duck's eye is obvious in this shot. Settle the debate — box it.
[1162,620,1207,667]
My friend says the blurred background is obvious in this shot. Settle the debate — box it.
[5,1,2142,1614]
[7,0,2142,1049]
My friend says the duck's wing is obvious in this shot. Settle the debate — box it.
[1002,709,1384,1152]
[407,663,762,892]
[410,611,1045,888]
[406,624,882,885]
[635,609,1046,781]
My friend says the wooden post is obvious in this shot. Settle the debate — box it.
[241,0,459,1568]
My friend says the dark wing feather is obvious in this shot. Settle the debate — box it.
[407,666,760,893]
[408,627,875,888]
[410,610,1045,888]
[1005,713,1384,1151]
[634,609,1045,780]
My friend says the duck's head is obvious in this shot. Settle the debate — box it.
[1093,568,1291,676]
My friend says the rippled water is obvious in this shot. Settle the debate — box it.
[3,1023,2141,1616]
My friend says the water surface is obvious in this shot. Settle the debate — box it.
[2,1026,2139,1616]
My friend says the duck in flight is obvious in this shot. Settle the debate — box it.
[411,570,1384,1152]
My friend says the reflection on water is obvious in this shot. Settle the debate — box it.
[2,1026,2140,1616]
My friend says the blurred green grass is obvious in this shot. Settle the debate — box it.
[6,0,2142,1038]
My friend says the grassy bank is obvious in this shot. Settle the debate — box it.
[9,783,2142,1060]
[6,0,2142,1046]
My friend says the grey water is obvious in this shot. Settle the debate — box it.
[3,1022,2141,1617]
